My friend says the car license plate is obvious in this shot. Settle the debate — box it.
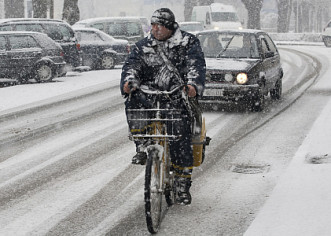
[204,89,224,96]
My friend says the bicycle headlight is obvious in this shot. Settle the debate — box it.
[236,73,248,84]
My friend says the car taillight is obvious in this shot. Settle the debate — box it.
[126,44,130,53]
[76,43,81,50]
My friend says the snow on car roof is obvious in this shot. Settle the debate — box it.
[197,29,264,34]
[76,16,142,24]
[0,31,47,36]
[73,27,128,43]
[0,18,65,24]
[179,21,203,25]
[73,27,100,32]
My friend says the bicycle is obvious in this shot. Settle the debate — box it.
[127,85,208,234]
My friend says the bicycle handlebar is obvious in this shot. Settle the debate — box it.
[139,85,184,95]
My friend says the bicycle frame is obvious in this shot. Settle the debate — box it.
[127,86,183,234]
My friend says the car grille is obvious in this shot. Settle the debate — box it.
[208,73,233,83]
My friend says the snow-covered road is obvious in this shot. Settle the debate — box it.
[0,45,330,235]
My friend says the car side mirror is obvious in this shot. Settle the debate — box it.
[265,51,274,58]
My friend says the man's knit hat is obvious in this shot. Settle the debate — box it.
[151,8,177,30]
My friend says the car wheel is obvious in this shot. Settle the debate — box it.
[35,64,54,82]
[101,54,115,69]
[270,79,282,100]
[251,93,264,112]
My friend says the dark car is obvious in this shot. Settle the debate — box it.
[322,19,331,47]
[0,18,81,73]
[196,29,283,111]
[73,17,145,45]
[0,31,65,82]
[74,27,130,70]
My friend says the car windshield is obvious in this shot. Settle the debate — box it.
[198,33,260,59]
[96,30,116,43]
[44,24,74,42]
[211,12,239,22]
[77,31,103,42]
[106,22,141,37]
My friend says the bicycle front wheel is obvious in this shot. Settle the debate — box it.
[145,146,163,234]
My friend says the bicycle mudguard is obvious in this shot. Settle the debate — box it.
[192,117,207,167]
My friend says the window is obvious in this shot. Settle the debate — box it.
[211,12,239,22]
[77,31,103,42]
[206,13,211,25]
[44,23,73,41]
[191,12,197,21]
[249,35,259,57]
[15,24,43,32]
[263,35,277,54]
[0,36,6,50]
[261,38,269,53]
[35,34,58,49]
[91,23,104,31]
[106,22,141,37]
[8,35,39,49]
[0,25,12,31]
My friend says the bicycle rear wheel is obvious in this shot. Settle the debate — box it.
[145,146,163,234]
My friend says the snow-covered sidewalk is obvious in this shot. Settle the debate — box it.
[244,95,331,235]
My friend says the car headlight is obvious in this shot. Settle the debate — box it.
[236,73,248,84]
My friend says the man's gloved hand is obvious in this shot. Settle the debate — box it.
[123,81,137,94]
[186,85,197,97]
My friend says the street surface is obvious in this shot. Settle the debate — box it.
[0,45,329,235]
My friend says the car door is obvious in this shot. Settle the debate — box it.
[76,30,106,67]
[259,34,279,91]
[0,36,9,77]
[7,35,42,77]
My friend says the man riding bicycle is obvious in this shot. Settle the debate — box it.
[120,8,206,205]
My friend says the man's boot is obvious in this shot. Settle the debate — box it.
[132,152,147,165]
[175,176,192,205]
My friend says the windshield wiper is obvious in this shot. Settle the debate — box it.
[216,35,234,58]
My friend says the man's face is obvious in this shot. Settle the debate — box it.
[151,23,172,41]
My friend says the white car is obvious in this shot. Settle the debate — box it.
[179,21,204,35]
[322,20,331,47]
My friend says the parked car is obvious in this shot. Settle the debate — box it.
[74,27,130,70]
[0,31,66,82]
[73,17,145,45]
[138,17,151,36]
[0,18,81,74]
[196,29,283,111]
[179,21,204,34]
[322,20,331,47]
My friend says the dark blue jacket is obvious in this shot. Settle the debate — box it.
[120,28,206,97]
